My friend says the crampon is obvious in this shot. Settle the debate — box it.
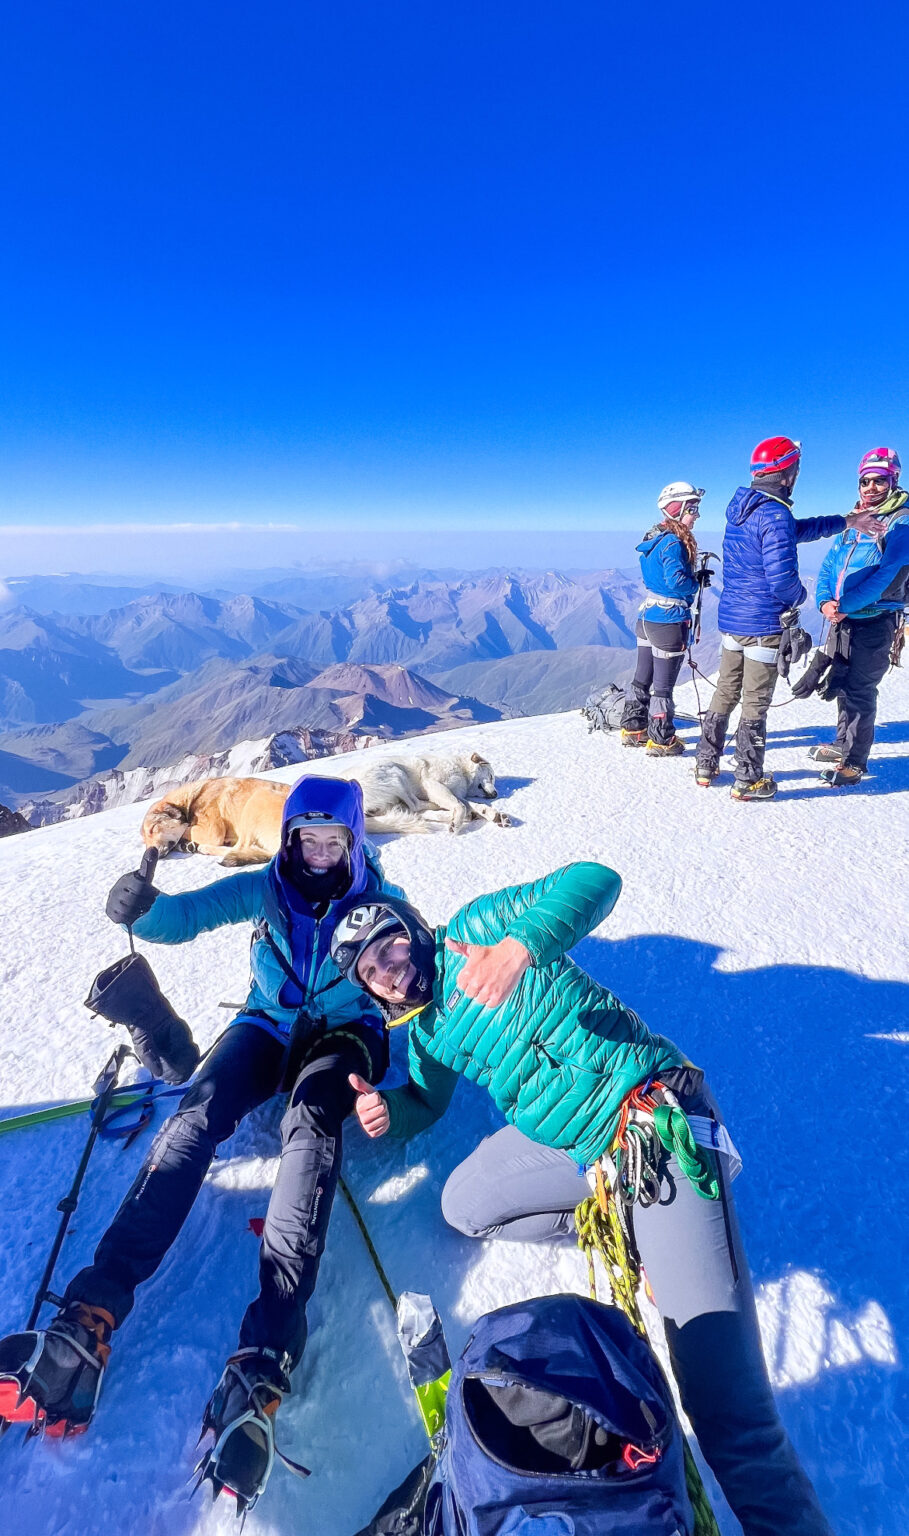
[193,1348,308,1519]
[0,1302,113,1439]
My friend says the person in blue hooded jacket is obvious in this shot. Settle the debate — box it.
[810,447,909,785]
[619,481,704,756]
[694,437,869,800]
[0,775,398,1514]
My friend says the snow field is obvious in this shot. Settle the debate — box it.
[1,667,908,1535]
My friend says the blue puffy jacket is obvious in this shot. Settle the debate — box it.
[636,526,699,624]
[132,776,400,1045]
[816,501,909,619]
[717,486,845,635]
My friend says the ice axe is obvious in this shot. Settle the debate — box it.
[691,550,720,645]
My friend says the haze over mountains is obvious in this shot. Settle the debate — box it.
[0,562,722,816]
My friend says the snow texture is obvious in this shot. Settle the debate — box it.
[1,667,907,1535]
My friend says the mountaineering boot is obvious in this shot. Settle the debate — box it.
[621,729,647,748]
[196,1348,303,1515]
[646,736,685,757]
[730,776,778,802]
[0,1301,114,1435]
[808,743,844,764]
[694,710,729,784]
[84,953,200,1084]
[820,764,864,787]
[733,716,769,785]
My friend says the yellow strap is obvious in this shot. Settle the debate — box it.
[387,1003,428,1030]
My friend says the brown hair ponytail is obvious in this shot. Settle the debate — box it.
[660,518,698,570]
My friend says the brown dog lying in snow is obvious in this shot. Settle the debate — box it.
[141,750,509,865]
[140,776,290,867]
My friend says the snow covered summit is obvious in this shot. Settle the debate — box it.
[1,669,907,1536]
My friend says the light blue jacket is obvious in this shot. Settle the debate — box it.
[637,527,699,625]
[133,776,400,1044]
[816,499,909,619]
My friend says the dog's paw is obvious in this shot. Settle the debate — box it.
[493,811,512,828]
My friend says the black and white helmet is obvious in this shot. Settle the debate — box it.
[331,895,435,993]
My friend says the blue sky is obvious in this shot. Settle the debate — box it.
[1,2,907,570]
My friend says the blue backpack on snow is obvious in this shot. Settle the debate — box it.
[424,1294,693,1536]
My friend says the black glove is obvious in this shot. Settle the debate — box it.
[777,610,813,679]
[85,954,199,1084]
[696,566,714,588]
[790,649,828,699]
[106,849,160,927]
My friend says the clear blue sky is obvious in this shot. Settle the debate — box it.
[1,1,907,564]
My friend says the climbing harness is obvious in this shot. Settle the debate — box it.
[611,1079,722,1209]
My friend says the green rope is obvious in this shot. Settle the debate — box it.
[653,1105,720,1200]
[0,1089,147,1138]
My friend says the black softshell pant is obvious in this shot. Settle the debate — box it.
[621,618,690,745]
[66,1020,386,1368]
[833,612,898,769]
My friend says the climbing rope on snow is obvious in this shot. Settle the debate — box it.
[338,1174,399,1313]
[576,1165,721,1536]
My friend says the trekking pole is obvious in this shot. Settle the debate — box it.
[25,1044,130,1329]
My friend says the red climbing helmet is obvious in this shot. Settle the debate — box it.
[750,436,802,476]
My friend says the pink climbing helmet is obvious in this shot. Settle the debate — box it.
[857,447,901,484]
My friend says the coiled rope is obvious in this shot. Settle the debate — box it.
[576,1168,721,1536]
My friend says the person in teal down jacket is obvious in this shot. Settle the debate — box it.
[331,862,833,1536]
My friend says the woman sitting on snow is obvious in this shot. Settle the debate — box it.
[331,865,833,1536]
[0,776,399,1518]
[620,481,706,756]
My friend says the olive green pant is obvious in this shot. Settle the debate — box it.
[709,633,781,717]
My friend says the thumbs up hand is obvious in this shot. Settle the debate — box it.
[444,936,531,1008]
[105,860,160,927]
[349,1074,390,1138]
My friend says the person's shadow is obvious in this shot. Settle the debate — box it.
[571,931,908,1321]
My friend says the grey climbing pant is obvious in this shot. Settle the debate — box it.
[441,1082,833,1536]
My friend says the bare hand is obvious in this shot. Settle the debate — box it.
[820,600,841,622]
[846,509,884,536]
[445,935,531,1007]
[349,1073,390,1138]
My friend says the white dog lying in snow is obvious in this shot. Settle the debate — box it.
[353,750,511,835]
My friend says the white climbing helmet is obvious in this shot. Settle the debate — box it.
[657,481,705,517]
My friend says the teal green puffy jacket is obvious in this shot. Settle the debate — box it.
[385,862,685,1166]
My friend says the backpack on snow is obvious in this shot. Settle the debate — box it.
[423,1294,694,1536]
[581,683,627,733]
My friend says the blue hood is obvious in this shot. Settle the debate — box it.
[272,774,368,914]
[726,485,778,527]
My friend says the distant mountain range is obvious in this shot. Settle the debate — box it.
[0,564,724,811]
